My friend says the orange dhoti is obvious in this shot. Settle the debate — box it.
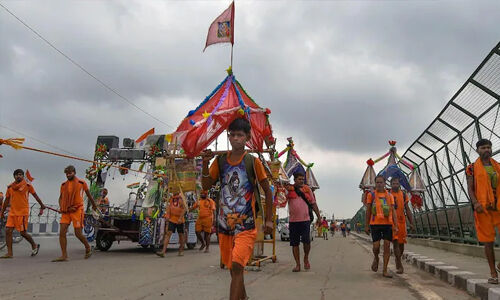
[393,221,407,244]
[474,210,500,243]
[60,207,84,228]
[219,229,257,269]
[6,215,29,232]
[195,217,213,233]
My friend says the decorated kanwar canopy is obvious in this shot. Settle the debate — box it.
[171,68,273,158]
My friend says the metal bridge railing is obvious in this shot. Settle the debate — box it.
[400,41,500,244]
[352,41,500,244]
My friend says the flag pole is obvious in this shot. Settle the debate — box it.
[231,0,235,69]
[231,44,234,68]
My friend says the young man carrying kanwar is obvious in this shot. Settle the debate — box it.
[202,118,274,300]
[156,192,187,257]
[52,165,98,262]
[389,177,414,274]
[365,175,398,278]
[286,172,321,272]
[191,190,216,252]
[466,139,500,284]
[0,169,46,258]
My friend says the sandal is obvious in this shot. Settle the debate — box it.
[396,267,404,274]
[0,254,13,259]
[292,266,301,272]
[155,252,165,258]
[51,257,68,262]
[178,252,184,256]
[84,246,94,259]
[489,277,499,284]
[304,262,311,270]
[31,244,40,257]
[383,272,393,278]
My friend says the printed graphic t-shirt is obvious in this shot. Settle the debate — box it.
[209,152,267,235]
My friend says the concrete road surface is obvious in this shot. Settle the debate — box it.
[0,233,475,300]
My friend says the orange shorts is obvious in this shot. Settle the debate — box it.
[195,217,213,233]
[219,229,257,269]
[393,221,407,244]
[60,207,84,228]
[474,210,500,242]
[6,215,29,232]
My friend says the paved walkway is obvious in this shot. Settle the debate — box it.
[0,234,473,299]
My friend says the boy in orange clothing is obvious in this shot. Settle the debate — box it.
[156,193,187,257]
[467,139,500,284]
[390,177,414,274]
[202,118,274,300]
[365,175,398,278]
[0,169,46,258]
[52,165,97,262]
[192,190,216,252]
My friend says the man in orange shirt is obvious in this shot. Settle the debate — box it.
[365,175,398,278]
[467,139,500,284]
[192,190,216,252]
[52,165,97,262]
[202,118,274,300]
[0,169,46,258]
[97,188,110,215]
[156,192,186,257]
[390,177,414,274]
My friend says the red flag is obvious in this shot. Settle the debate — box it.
[136,128,155,146]
[204,2,235,51]
[26,169,34,183]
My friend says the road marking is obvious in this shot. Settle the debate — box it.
[352,237,443,300]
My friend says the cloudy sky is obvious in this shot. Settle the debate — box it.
[0,0,498,219]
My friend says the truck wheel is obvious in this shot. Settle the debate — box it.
[96,232,113,251]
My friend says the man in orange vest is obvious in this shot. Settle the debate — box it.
[192,190,216,252]
[53,165,97,262]
[365,175,398,278]
[467,139,500,284]
[0,169,46,258]
[390,177,414,274]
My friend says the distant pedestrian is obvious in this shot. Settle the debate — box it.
[321,217,328,240]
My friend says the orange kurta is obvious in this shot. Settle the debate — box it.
[5,179,34,216]
[467,158,500,242]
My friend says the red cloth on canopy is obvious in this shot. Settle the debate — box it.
[173,75,273,158]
